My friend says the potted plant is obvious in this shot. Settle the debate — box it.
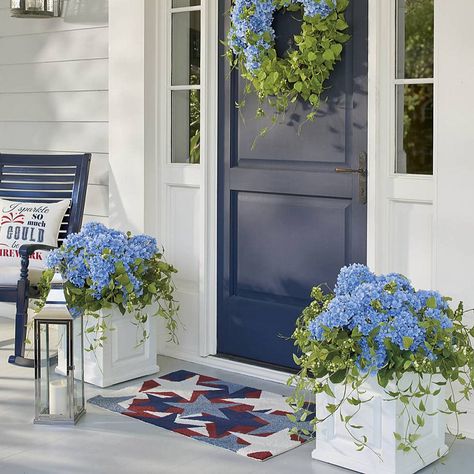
[36,222,179,387]
[288,264,474,474]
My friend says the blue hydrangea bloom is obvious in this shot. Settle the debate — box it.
[228,0,335,74]
[46,222,159,303]
[308,264,453,371]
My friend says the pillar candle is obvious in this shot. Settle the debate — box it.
[50,379,69,416]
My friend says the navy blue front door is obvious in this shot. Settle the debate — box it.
[217,0,368,370]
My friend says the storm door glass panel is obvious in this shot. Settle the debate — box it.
[170,2,201,164]
[396,0,433,79]
[172,90,201,164]
[395,0,434,175]
[172,0,200,7]
[396,84,433,175]
[172,11,201,86]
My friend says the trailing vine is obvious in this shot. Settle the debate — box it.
[35,223,180,351]
[287,265,474,460]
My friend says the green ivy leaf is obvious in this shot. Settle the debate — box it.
[322,49,335,61]
[329,369,346,384]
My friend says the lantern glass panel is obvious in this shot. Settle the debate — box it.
[36,322,51,417]
[10,0,24,12]
[34,311,85,425]
[25,0,45,12]
[73,315,85,417]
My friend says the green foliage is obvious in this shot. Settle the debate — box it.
[402,0,433,79]
[227,0,350,141]
[189,73,201,164]
[287,287,474,460]
[35,251,180,350]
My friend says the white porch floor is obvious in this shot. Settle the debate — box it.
[0,317,472,474]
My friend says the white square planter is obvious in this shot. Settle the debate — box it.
[58,307,159,388]
[312,373,448,474]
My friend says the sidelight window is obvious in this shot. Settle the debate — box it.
[170,0,201,164]
[395,0,434,175]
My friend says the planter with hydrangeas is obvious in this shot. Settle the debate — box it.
[36,222,179,387]
[288,265,474,474]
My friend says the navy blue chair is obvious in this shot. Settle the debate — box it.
[0,153,91,367]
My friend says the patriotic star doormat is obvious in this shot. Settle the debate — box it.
[88,370,315,461]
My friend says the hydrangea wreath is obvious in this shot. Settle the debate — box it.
[36,222,179,350]
[288,264,474,457]
[227,0,350,137]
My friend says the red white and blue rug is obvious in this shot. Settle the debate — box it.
[88,370,314,461]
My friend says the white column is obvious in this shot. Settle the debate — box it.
[435,0,474,318]
[109,0,146,233]
[435,0,474,438]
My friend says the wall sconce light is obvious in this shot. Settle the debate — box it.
[11,0,62,18]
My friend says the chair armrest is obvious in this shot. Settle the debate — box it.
[19,244,56,258]
[18,244,56,281]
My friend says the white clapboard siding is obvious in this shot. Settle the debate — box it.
[0,91,108,122]
[89,153,109,186]
[84,184,109,217]
[0,2,110,231]
[0,60,108,93]
[0,0,108,36]
[0,150,109,186]
[0,122,108,153]
[0,28,107,65]
[82,215,109,226]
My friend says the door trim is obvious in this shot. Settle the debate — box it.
[200,0,219,356]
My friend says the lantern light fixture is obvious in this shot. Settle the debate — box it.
[10,0,62,18]
[34,307,85,425]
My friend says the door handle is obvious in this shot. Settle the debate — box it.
[335,167,366,175]
[335,153,367,205]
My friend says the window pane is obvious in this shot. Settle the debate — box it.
[396,0,434,79]
[395,84,433,174]
[172,0,200,7]
[172,90,200,164]
[172,11,201,86]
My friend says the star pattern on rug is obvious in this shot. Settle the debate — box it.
[88,370,315,462]
[173,414,213,436]
[230,429,302,460]
[251,411,313,435]
[222,391,293,413]
[143,374,222,402]
[201,380,246,395]
[166,395,236,419]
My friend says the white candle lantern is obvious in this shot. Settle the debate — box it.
[34,307,85,425]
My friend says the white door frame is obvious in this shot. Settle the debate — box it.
[200,0,435,370]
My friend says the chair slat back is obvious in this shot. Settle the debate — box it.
[0,154,91,246]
